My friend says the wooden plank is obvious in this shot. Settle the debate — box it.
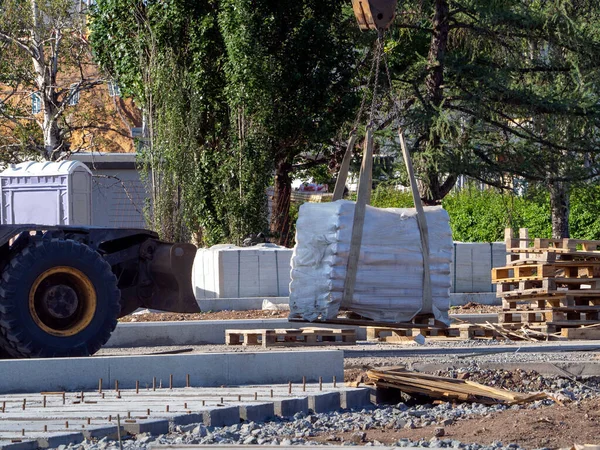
[561,327,600,340]
[332,134,357,201]
[342,129,373,309]
[398,128,432,313]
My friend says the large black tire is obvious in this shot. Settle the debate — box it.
[0,239,121,358]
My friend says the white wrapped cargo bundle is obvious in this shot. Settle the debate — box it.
[289,200,452,324]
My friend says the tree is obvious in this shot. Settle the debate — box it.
[385,0,600,238]
[219,0,358,246]
[90,0,273,244]
[0,0,114,161]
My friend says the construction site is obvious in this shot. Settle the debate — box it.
[2,0,600,449]
[2,220,600,450]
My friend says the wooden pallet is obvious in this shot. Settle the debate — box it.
[366,324,498,342]
[501,293,600,309]
[225,327,356,347]
[499,308,600,325]
[493,263,600,283]
[496,279,600,296]
[504,229,600,264]
[560,326,600,340]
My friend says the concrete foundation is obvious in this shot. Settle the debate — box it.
[106,319,367,347]
[197,297,289,312]
[450,292,499,306]
[0,350,343,394]
[0,384,371,446]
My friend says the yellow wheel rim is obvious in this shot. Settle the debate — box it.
[28,266,97,337]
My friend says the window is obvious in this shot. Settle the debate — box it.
[68,84,80,106]
[31,93,41,114]
[107,81,121,97]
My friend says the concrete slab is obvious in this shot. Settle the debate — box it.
[0,350,343,394]
[202,406,240,427]
[172,413,203,426]
[450,313,497,325]
[0,385,372,443]
[105,319,366,347]
[308,391,341,413]
[0,441,38,450]
[273,397,308,417]
[340,388,371,409]
[122,419,169,435]
[36,433,83,448]
[82,425,121,440]
[197,297,289,312]
[450,292,499,306]
[239,402,275,423]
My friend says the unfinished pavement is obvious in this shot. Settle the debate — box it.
[0,383,371,447]
[0,350,373,448]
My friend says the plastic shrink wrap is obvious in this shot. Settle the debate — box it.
[289,200,452,324]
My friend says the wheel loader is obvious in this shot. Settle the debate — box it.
[0,0,398,360]
[0,224,198,358]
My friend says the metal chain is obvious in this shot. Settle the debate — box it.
[368,36,384,128]
[352,38,381,133]
[382,30,401,123]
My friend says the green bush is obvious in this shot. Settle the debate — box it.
[366,185,600,242]
[291,184,600,243]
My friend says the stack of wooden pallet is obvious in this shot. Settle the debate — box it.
[492,228,600,337]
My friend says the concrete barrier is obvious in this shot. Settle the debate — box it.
[0,350,344,394]
[106,319,367,347]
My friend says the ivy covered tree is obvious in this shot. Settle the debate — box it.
[0,0,107,161]
[219,0,358,246]
[90,0,264,244]
[384,0,600,238]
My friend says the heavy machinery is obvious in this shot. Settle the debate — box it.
[0,0,400,360]
[0,225,198,358]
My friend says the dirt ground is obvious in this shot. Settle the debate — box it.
[119,303,500,322]
[118,310,289,322]
[311,397,600,449]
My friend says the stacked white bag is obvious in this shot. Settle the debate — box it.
[289,200,452,325]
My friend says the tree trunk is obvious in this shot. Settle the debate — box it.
[417,0,455,204]
[270,158,293,246]
[549,181,570,238]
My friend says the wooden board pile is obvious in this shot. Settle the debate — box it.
[492,228,600,338]
[366,367,547,405]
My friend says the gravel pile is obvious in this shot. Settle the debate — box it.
[58,367,600,450]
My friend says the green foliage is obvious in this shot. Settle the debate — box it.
[383,0,600,210]
[90,0,272,245]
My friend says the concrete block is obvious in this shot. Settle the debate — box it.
[0,441,38,450]
[340,388,371,409]
[106,319,366,347]
[239,402,275,423]
[202,406,240,427]
[274,397,308,417]
[172,413,203,426]
[37,433,84,448]
[450,293,499,306]
[82,425,122,439]
[0,350,344,394]
[308,392,341,413]
[122,419,169,436]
